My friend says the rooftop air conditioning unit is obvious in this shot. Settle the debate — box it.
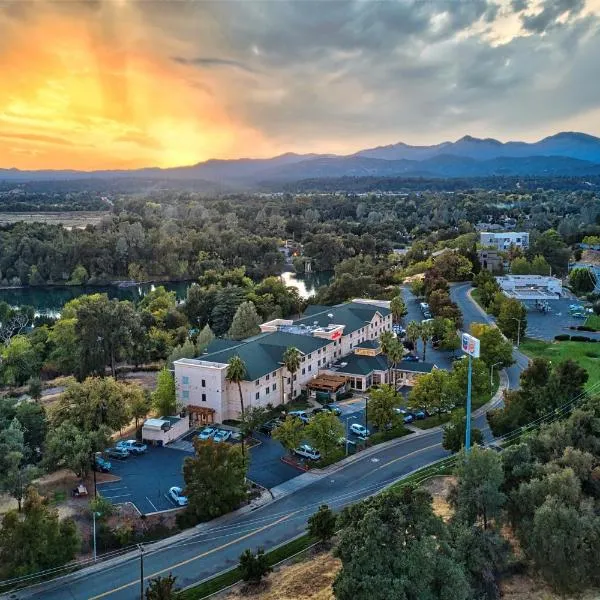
[314,321,319,326]
[328,313,334,318]
[340,362,348,367]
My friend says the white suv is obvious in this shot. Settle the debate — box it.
[293,444,321,461]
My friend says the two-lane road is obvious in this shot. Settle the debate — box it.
[7,283,526,600]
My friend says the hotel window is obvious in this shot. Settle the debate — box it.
[272,383,276,391]
[201,393,206,402]
[317,359,321,366]
[307,353,312,359]
[255,392,260,400]
[256,380,260,386]
[293,374,297,381]
[308,365,312,372]
[266,374,270,381]
[182,376,189,385]
[201,379,206,388]
[272,371,276,377]
[182,390,189,400]
[302,368,306,375]
[266,387,270,395]
[318,349,321,354]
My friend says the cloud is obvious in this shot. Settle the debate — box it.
[0,132,76,146]
[172,56,256,73]
[2,0,600,168]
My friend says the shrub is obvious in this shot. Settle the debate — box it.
[238,548,271,584]
[570,335,592,342]
[554,334,571,341]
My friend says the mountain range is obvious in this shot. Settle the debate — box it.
[3,132,600,186]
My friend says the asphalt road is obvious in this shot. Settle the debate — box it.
[7,283,526,600]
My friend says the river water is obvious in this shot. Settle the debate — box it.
[0,271,332,316]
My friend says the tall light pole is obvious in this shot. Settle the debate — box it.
[490,362,502,399]
[139,544,145,600]
[510,317,521,347]
[461,333,480,454]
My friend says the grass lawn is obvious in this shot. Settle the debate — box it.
[520,338,600,390]
[470,287,484,311]
[584,314,600,331]
[412,413,452,429]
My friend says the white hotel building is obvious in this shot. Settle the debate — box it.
[174,300,393,425]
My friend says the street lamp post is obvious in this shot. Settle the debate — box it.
[139,544,145,600]
[490,362,502,399]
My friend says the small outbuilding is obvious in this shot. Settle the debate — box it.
[142,415,190,446]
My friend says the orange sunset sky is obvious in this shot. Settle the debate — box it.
[1,0,600,170]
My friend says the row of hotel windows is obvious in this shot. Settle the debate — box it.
[182,390,207,402]
[256,383,276,400]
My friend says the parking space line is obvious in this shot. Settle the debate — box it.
[101,493,132,500]
[146,496,158,512]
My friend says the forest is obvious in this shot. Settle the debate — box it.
[0,186,599,288]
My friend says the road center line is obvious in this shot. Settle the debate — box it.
[88,511,297,600]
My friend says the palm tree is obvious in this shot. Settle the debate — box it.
[282,346,301,403]
[379,331,395,384]
[226,355,248,456]
[388,339,405,389]
[390,294,408,325]
[406,321,421,355]
[420,320,434,362]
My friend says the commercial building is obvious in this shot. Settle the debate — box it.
[174,300,393,424]
[496,274,563,300]
[480,231,529,251]
[478,249,506,273]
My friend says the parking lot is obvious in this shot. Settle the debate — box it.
[98,446,192,514]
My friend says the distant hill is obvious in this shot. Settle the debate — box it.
[2,132,600,186]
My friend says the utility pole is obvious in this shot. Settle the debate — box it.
[139,544,144,600]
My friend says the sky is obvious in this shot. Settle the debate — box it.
[1,0,600,170]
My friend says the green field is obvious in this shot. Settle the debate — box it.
[519,338,600,390]
[585,314,600,331]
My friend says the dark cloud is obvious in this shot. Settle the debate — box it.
[510,0,529,12]
[172,56,255,73]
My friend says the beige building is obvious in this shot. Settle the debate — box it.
[174,300,393,424]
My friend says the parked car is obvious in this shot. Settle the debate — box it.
[213,429,232,443]
[198,427,217,441]
[116,440,147,455]
[311,407,325,416]
[412,410,426,420]
[288,410,310,424]
[324,404,342,416]
[105,447,130,459]
[258,420,280,436]
[93,454,111,472]
[394,408,414,424]
[293,444,321,461]
[403,354,420,362]
[403,414,414,424]
[350,423,370,437]
[168,486,188,506]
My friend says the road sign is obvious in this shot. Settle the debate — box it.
[461,333,480,358]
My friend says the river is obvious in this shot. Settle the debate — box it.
[0,271,332,316]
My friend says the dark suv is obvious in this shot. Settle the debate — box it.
[258,420,281,436]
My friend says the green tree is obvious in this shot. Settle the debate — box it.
[272,416,304,455]
[27,377,42,401]
[387,339,405,387]
[195,324,215,354]
[530,254,551,276]
[334,487,471,600]
[44,421,111,478]
[442,409,483,452]
[419,319,434,361]
[569,267,597,296]
[46,317,79,375]
[166,339,196,369]
[308,504,337,546]
[145,574,178,600]
[405,320,421,353]
[379,330,396,381]
[368,384,400,431]
[510,257,530,275]
[69,264,89,285]
[409,369,455,418]
[238,548,271,584]
[182,438,248,522]
[469,323,513,368]
[238,406,269,439]
[390,294,407,324]
[496,298,527,344]
[226,356,248,455]
[227,301,262,340]
[305,412,344,460]
[450,447,506,530]
[526,497,599,594]
[210,286,247,336]
[0,487,80,580]
[15,401,47,459]
[1,335,39,386]
[282,346,301,402]
[153,368,177,417]
[53,377,134,432]
[128,389,151,430]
